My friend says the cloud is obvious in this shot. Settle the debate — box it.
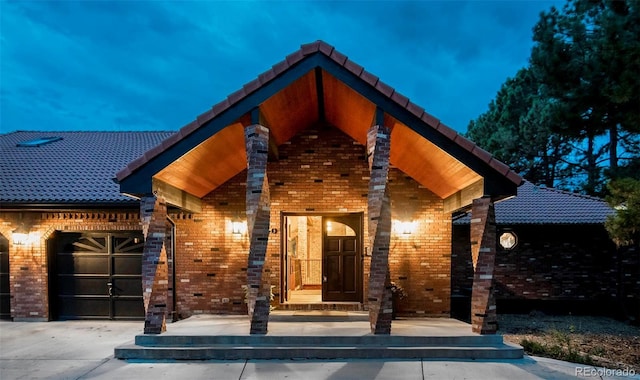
[0,0,562,133]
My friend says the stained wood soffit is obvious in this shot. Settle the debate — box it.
[117,41,522,201]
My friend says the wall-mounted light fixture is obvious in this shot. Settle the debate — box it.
[499,231,518,250]
[12,224,30,246]
[392,220,418,235]
[232,220,248,235]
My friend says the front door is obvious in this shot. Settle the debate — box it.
[322,214,362,302]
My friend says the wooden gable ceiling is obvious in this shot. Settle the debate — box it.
[151,69,482,200]
[260,70,318,145]
[117,42,521,211]
[153,122,246,198]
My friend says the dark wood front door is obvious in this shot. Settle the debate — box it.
[322,214,362,302]
[51,232,144,320]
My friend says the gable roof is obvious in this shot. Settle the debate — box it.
[116,40,522,208]
[0,131,174,206]
[454,181,614,225]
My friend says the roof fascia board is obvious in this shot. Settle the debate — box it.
[315,55,518,197]
[119,54,325,196]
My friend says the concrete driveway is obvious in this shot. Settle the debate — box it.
[1,320,638,380]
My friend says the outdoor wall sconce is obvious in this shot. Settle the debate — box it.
[392,220,418,235]
[12,225,30,246]
[499,231,518,250]
[231,220,247,235]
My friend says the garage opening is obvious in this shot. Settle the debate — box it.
[49,232,144,320]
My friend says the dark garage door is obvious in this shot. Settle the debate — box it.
[0,236,10,320]
[51,232,144,320]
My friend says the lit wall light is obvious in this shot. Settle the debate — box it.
[232,220,248,235]
[499,231,518,250]
[392,220,418,235]
[12,225,29,246]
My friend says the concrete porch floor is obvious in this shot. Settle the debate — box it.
[158,312,478,337]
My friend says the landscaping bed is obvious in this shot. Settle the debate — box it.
[498,313,639,372]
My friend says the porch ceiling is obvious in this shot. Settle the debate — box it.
[117,41,521,211]
[152,69,481,200]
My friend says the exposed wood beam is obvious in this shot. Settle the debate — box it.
[152,178,202,213]
[315,67,325,123]
[255,109,279,162]
[443,178,484,213]
[375,106,384,126]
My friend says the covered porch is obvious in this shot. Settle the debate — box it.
[116,41,521,337]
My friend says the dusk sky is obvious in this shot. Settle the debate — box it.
[1,0,562,134]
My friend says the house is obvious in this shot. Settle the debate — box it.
[452,181,639,322]
[1,41,524,335]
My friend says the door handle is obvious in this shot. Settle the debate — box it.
[107,282,113,297]
[323,276,327,283]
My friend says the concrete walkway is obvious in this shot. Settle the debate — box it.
[1,318,638,380]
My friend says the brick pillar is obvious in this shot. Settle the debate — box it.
[366,124,393,334]
[470,197,497,334]
[140,195,169,334]
[245,124,271,335]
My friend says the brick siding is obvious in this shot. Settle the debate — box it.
[169,125,451,318]
[0,210,141,320]
[452,223,640,321]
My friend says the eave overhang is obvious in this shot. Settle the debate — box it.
[117,41,522,212]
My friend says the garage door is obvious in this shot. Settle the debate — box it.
[0,236,9,320]
[51,232,144,320]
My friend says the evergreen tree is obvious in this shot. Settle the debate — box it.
[468,0,640,195]
[530,0,640,194]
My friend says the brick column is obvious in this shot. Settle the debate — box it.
[140,195,169,334]
[470,197,497,334]
[245,124,271,335]
[366,124,393,334]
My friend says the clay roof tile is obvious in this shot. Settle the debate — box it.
[360,70,379,87]
[344,59,364,76]
[329,50,348,65]
[375,81,395,98]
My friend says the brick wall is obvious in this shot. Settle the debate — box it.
[0,210,141,320]
[452,223,640,320]
[1,125,453,321]
[171,125,451,318]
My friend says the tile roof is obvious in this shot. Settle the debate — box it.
[454,181,614,225]
[115,40,523,187]
[1,131,174,205]
[2,130,612,225]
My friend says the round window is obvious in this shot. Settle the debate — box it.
[499,231,518,250]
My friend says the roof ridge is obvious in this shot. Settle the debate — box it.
[537,183,607,203]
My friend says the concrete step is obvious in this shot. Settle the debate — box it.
[269,310,369,322]
[115,334,523,360]
[276,302,363,311]
[133,334,504,347]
